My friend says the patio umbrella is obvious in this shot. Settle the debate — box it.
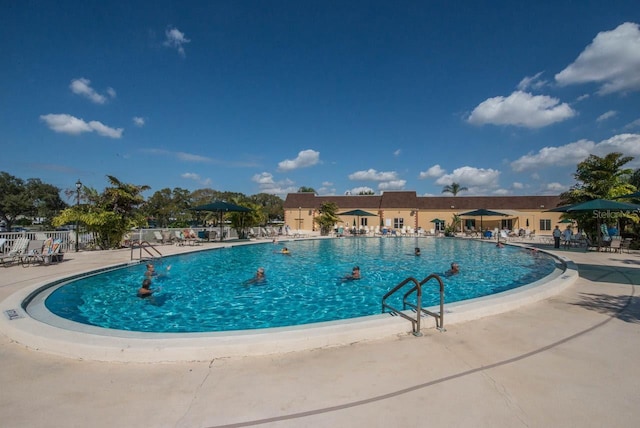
[613,191,640,200]
[547,199,640,213]
[338,209,377,231]
[545,199,640,250]
[558,218,574,223]
[191,200,252,241]
[458,209,508,230]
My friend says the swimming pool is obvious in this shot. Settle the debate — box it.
[42,238,557,333]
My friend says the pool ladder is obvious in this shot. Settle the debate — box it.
[130,241,163,261]
[381,273,445,336]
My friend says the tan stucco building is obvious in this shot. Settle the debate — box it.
[283,191,564,235]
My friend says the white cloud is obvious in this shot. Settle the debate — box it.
[393,149,401,156]
[318,182,336,195]
[467,91,575,128]
[40,113,123,138]
[511,133,640,172]
[596,110,617,122]
[348,169,399,181]
[348,186,376,195]
[595,133,640,159]
[511,139,595,172]
[181,172,212,186]
[517,72,547,91]
[419,164,445,179]
[493,188,511,196]
[576,94,590,101]
[69,78,115,104]
[545,182,568,193]
[164,27,191,57]
[176,152,212,162]
[277,149,320,171]
[251,172,297,196]
[88,120,123,138]
[512,182,524,189]
[378,180,406,191]
[133,117,145,127]
[435,166,500,189]
[555,22,640,94]
[623,118,640,130]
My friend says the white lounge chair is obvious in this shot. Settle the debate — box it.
[174,230,185,246]
[152,231,165,244]
[0,237,30,266]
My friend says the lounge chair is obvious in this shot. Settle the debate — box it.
[153,231,166,244]
[41,238,63,264]
[608,238,622,253]
[174,230,185,246]
[584,237,599,251]
[0,237,31,266]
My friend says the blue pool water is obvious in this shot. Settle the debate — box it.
[45,238,557,333]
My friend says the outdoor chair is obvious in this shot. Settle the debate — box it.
[173,230,185,246]
[0,237,30,266]
[153,231,166,244]
[608,238,622,253]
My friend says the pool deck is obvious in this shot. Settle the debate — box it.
[0,238,639,427]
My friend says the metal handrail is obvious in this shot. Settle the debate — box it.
[381,273,446,335]
[130,241,163,261]
[404,274,445,331]
[381,277,423,336]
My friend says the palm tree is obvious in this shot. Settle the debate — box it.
[442,182,468,196]
[560,152,635,204]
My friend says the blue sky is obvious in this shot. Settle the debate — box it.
[2,1,640,201]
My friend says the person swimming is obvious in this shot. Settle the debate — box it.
[145,263,171,279]
[414,247,421,256]
[245,267,266,285]
[342,266,361,281]
[444,262,460,277]
[137,278,161,298]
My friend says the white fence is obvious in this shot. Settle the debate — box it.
[0,227,240,255]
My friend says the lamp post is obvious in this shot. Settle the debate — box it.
[75,179,82,252]
[298,207,302,232]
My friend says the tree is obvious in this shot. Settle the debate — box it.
[142,188,174,227]
[559,152,638,239]
[628,168,640,193]
[358,190,375,195]
[560,152,636,204]
[228,201,265,239]
[0,172,30,230]
[314,202,340,236]
[25,178,67,227]
[442,182,468,196]
[297,186,316,194]
[53,176,150,249]
[248,193,284,222]
[0,172,66,229]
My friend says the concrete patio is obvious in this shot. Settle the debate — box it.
[0,239,638,427]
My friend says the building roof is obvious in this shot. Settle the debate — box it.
[283,192,562,211]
